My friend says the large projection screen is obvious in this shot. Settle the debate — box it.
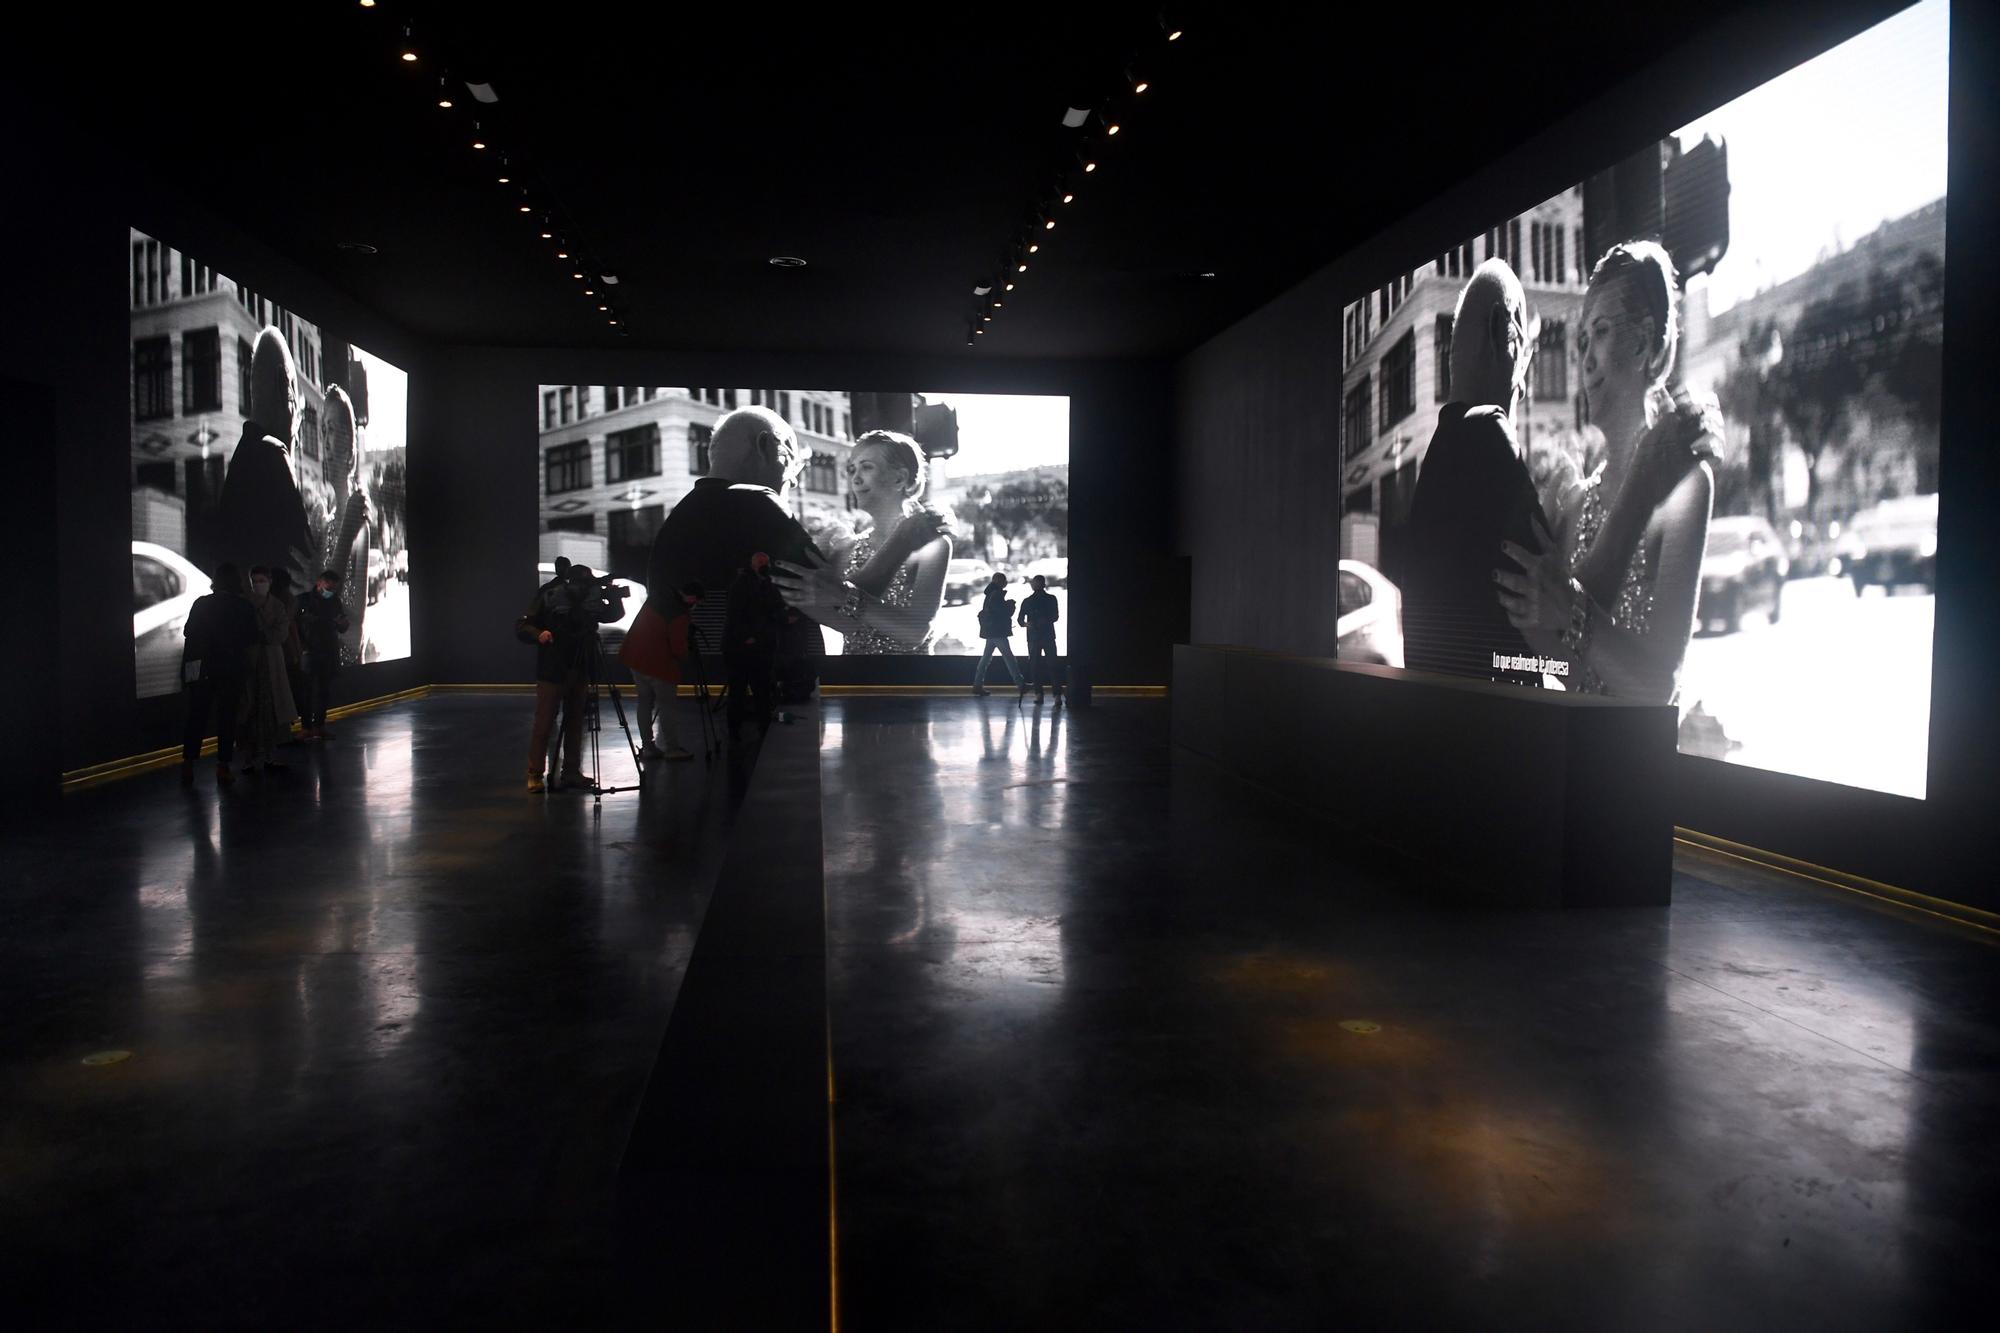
[130,231,411,699]
[1334,0,1947,799]
[533,387,1070,660]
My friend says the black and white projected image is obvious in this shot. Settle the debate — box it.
[1335,0,1947,799]
[130,230,411,699]
[535,387,1070,657]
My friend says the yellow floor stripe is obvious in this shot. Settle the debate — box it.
[1676,832,2000,940]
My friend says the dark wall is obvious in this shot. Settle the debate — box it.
[421,349,1176,689]
[1173,0,2000,908]
[2,99,431,778]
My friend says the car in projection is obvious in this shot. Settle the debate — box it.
[534,563,646,657]
[1022,555,1068,587]
[1696,515,1789,633]
[1336,559,1403,669]
[133,541,209,697]
[1835,493,1938,593]
[943,558,995,605]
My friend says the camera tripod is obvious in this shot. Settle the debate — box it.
[549,632,645,801]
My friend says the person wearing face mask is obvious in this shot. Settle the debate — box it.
[236,564,299,774]
[296,570,351,741]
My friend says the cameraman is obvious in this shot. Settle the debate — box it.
[518,561,623,792]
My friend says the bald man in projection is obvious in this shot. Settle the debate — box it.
[216,327,318,599]
[1397,260,1549,684]
[644,406,824,673]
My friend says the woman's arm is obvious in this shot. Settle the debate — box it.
[849,509,949,596]
[1497,464,1713,702]
[1566,465,1712,701]
[846,535,951,648]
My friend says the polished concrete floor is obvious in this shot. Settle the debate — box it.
[2,695,742,1328]
[6,694,1999,1329]
[821,697,2000,1331]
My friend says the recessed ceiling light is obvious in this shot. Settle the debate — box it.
[609,319,619,325]
[557,251,568,258]
[400,50,417,62]
[1044,219,1056,231]
[1106,124,1120,136]
[474,140,487,150]
[598,305,609,311]
[518,205,531,213]
[572,271,584,279]
[1017,263,1028,273]
[1084,161,1097,173]
[768,256,808,268]
[1028,243,1039,254]
[360,1,377,7]
[1134,81,1149,94]
[438,99,453,109]
[497,175,510,184]
[585,289,595,295]
[1005,282,1015,291]
[1062,193,1075,204]
[982,315,992,322]
[993,301,1003,308]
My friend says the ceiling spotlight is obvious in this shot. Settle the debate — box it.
[598,305,609,312]
[1160,14,1184,40]
[474,140,487,150]
[1044,219,1056,231]
[585,288,595,295]
[1062,192,1075,205]
[439,98,453,109]
[1005,282,1015,291]
[1083,158,1098,173]
[557,250,568,258]
[497,175,510,184]
[360,1,377,7]
[1017,263,1029,273]
[1134,80,1149,94]
[993,301,1003,308]
[518,204,531,213]
[982,315,992,322]
[1106,123,1121,136]
[1028,243,1039,254]
[401,50,417,63]
[609,319,619,325]
[572,271,584,279]
[976,328,985,335]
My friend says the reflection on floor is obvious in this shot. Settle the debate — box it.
[822,696,2000,1331]
[8,694,1996,1329]
[1,695,739,1328]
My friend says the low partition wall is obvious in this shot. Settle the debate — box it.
[614,703,830,1326]
[1172,645,1677,907]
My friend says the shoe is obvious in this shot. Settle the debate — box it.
[1054,690,1066,709]
[640,742,664,762]
[527,773,546,793]
[660,745,694,762]
[972,687,990,697]
[216,763,234,788]
[179,762,195,788]
[558,770,591,792]
[1035,691,1045,704]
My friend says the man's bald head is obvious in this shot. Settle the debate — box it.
[250,326,298,447]
[709,406,802,492]
[1449,259,1529,412]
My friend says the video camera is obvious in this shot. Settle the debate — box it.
[548,567,628,623]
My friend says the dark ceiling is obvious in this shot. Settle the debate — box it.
[30,0,1909,360]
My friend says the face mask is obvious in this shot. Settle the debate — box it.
[320,589,333,600]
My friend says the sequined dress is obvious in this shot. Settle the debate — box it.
[1566,467,1660,698]
[841,534,930,654]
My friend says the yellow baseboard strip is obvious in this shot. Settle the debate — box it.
[1675,827,2000,939]
[61,685,434,793]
